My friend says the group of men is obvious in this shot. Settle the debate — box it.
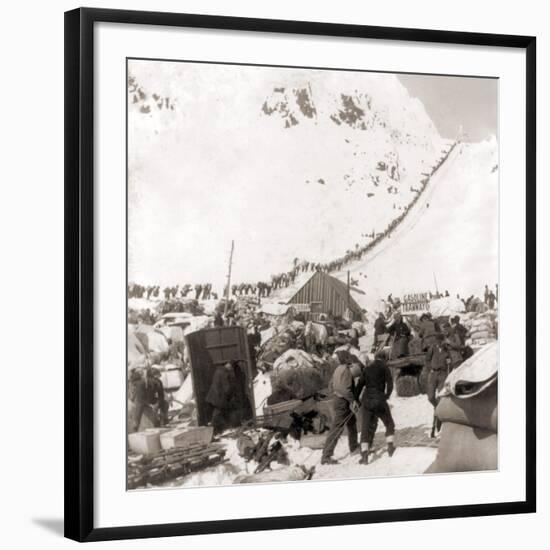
[321,350,395,466]
[423,314,470,410]
[163,283,215,301]
[322,310,472,465]
[373,311,411,358]
[128,284,160,299]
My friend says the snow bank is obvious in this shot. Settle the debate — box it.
[259,303,293,316]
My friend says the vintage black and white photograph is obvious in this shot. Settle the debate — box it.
[126,59,499,490]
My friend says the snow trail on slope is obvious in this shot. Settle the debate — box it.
[269,138,498,309]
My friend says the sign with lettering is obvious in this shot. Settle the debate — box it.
[401,292,430,314]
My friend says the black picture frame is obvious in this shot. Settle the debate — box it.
[65,7,537,542]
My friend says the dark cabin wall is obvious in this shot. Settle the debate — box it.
[288,272,362,320]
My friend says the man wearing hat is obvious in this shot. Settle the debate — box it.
[419,312,439,351]
[387,312,411,358]
[321,351,362,465]
[425,333,452,408]
[356,354,396,464]
[450,315,468,346]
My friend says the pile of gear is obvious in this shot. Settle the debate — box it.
[462,311,498,346]
[257,327,300,370]
[269,350,336,402]
[236,430,290,473]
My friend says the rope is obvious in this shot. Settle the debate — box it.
[321,409,357,453]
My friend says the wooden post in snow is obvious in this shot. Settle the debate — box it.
[224,240,234,316]
[346,270,351,320]
[433,271,439,297]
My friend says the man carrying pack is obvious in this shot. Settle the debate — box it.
[321,351,362,465]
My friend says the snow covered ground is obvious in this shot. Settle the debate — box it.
[161,393,437,489]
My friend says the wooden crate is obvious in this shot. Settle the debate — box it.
[160,426,214,450]
[128,430,162,455]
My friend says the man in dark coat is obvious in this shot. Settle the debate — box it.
[425,334,452,408]
[321,352,361,465]
[388,313,411,358]
[129,367,168,432]
[206,361,239,435]
[450,316,468,346]
[356,357,396,464]
[247,326,261,375]
[371,313,388,353]
[419,313,439,351]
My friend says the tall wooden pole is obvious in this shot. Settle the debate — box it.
[433,271,439,295]
[347,270,351,317]
[224,240,234,316]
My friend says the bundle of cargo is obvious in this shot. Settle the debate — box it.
[128,426,213,455]
[127,441,226,489]
[426,342,497,473]
[464,312,497,345]
[257,329,298,370]
[236,429,290,472]
[269,350,336,402]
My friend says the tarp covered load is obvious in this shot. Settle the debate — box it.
[429,296,465,317]
[270,350,336,401]
[439,341,497,400]
[426,342,498,473]
[128,330,148,369]
[182,315,211,336]
[128,326,171,368]
[257,329,298,370]
[259,303,294,316]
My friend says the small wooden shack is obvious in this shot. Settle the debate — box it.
[287,271,364,321]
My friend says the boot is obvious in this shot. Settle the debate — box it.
[387,442,396,457]
[349,444,360,456]
[359,451,369,465]
[321,457,339,465]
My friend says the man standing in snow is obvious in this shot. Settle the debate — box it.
[450,315,468,346]
[321,352,362,465]
[419,312,439,351]
[425,333,452,408]
[356,355,396,464]
[388,312,411,358]
[487,291,496,310]
[206,361,239,435]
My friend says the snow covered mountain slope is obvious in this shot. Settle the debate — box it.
[128,62,449,287]
[314,138,498,308]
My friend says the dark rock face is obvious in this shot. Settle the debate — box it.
[294,87,317,119]
[261,85,317,129]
